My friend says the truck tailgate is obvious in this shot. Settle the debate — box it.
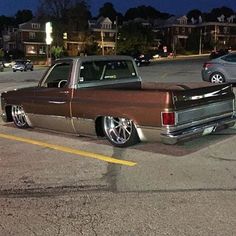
[172,83,234,109]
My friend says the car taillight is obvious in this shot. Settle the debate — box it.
[203,62,213,69]
[162,112,176,126]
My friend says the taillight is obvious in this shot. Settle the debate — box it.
[203,62,213,69]
[162,112,176,126]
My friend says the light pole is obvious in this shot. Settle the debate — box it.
[101,30,104,56]
[45,22,53,66]
[199,28,202,55]
[114,16,118,55]
[214,24,217,51]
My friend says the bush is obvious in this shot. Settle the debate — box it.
[51,46,64,59]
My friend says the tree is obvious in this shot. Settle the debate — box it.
[0,15,15,32]
[98,2,119,22]
[205,6,234,22]
[51,46,64,58]
[117,22,154,55]
[67,1,91,31]
[0,49,4,60]
[124,5,170,20]
[37,0,91,46]
[15,10,33,24]
[39,0,75,19]
[186,30,200,52]
[187,9,202,22]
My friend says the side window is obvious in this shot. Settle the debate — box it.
[78,60,137,83]
[222,54,236,62]
[41,62,72,88]
[79,61,104,82]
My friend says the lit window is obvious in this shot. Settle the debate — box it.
[26,45,37,54]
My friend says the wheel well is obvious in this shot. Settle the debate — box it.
[5,105,13,122]
[95,116,105,137]
[210,71,225,78]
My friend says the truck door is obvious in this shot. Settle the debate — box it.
[28,60,75,133]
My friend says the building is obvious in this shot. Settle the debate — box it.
[17,19,47,56]
[154,15,236,53]
[1,27,18,52]
[199,21,236,51]
[62,17,117,56]
[1,19,47,57]
[155,16,195,53]
[88,17,117,55]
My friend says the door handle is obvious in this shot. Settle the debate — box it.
[60,91,70,94]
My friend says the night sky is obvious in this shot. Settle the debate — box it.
[0,0,236,17]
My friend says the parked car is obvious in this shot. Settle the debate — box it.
[0,61,4,72]
[202,52,236,83]
[133,54,151,67]
[12,59,34,72]
[1,56,236,147]
[2,60,13,68]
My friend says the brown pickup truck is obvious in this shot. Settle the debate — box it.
[1,55,236,147]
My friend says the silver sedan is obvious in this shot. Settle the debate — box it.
[202,52,236,83]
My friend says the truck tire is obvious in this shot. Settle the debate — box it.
[103,116,139,147]
[11,105,29,128]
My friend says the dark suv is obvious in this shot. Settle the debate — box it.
[12,59,34,72]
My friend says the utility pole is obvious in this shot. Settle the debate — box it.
[101,30,104,55]
[114,16,118,55]
[199,28,202,55]
[214,24,217,51]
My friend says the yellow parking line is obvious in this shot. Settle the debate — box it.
[0,133,137,167]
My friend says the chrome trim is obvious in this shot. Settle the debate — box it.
[27,113,75,133]
[136,126,162,142]
[24,114,33,127]
[180,86,231,101]
[166,112,234,133]
[77,77,142,89]
[48,101,67,104]
[176,100,234,126]
[137,115,236,144]
[161,116,236,144]
[72,117,97,136]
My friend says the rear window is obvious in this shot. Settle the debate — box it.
[221,54,236,62]
[15,60,26,64]
[78,60,137,83]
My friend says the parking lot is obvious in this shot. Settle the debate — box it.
[1,57,236,235]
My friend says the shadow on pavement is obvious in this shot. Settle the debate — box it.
[3,123,236,157]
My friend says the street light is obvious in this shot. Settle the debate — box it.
[45,22,53,65]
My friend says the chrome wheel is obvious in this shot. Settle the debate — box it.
[103,116,139,147]
[210,73,225,83]
[12,105,29,128]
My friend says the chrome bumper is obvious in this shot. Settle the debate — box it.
[160,116,236,144]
